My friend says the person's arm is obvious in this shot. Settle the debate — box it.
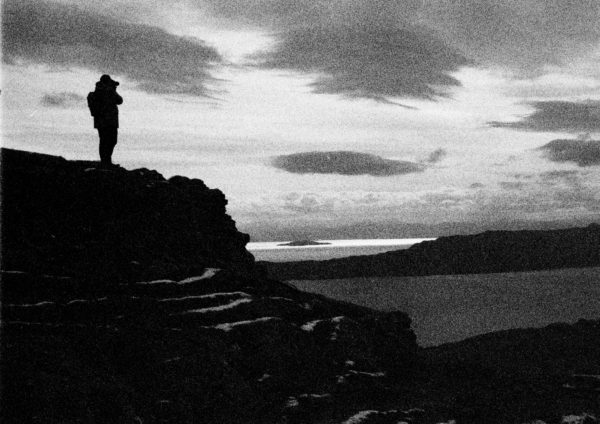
[114,91,123,105]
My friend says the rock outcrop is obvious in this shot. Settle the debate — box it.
[1,269,420,424]
[0,149,416,424]
[0,148,255,282]
[1,148,599,424]
[263,225,600,280]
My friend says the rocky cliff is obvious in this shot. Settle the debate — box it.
[263,225,600,281]
[1,148,599,424]
[0,149,417,424]
[0,148,255,282]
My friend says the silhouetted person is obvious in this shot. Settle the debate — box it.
[87,75,123,164]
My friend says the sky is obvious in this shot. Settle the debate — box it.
[3,0,600,241]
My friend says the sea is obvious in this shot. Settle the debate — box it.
[247,238,435,262]
[293,268,600,347]
[248,239,600,347]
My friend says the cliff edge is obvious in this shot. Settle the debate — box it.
[0,148,255,282]
[0,149,417,424]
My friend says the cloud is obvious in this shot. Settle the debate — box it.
[537,139,600,167]
[255,25,469,101]
[468,168,600,220]
[502,73,600,99]
[193,0,470,100]
[202,0,600,74]
[200,0,424,30]
[21,0,599,102]
[40,92,85,108]
[272,151,425,176]
[235,188,474,226]
[539,170,581,183]
[537,169,600,212]
[203,0,600,96]
[234,178,600,241]
[280,192,337,214]
[489,101,600,133]
[2,0,222,96]
[421,0,600,73]
[499,181,525,191]
[512,173,535,180]
[426,148,447,164]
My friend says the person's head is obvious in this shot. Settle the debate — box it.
[99,74,119,88]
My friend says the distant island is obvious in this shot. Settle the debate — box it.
[263,224,600,280]
[277,239,332,246]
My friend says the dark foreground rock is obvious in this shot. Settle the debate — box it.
[0,148,255,282]
[1,270,418,424]
[262,225,600,281]
[3,268,599,424]
[1,149,599,423]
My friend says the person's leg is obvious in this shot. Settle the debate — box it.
[106,127,118,163]
[98,127,117,164]
[98,128,110,163]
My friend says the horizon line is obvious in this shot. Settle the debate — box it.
[246,238,437,250]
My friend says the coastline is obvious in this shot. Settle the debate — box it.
[247,238,436,250]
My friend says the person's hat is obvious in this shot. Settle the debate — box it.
[100,74,119,86]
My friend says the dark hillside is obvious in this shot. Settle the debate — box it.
[262,225,600,280]
[0,148,254,282]
[1,148,598,423]
[0,149,416,423]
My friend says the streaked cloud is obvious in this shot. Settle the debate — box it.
[426,148,447,164]
[539,170,580,184]
[272,151,425,176]
[489,101,600,133]
[203,0,600,75]
[280,192,337,214]
[202,0,600,98]
[538,169,600,212]
[502,73,600,99]
[28,0,599,102]
[512,173,535,180]
[2,0,222,96]
[40,92,85,108]
[255,26,469,101]
[537,138,600,167]
[192,0,470,100]
[233,176,600,240]
[499,181,525,191]
[200,0,424,31]
[422,0,600,73]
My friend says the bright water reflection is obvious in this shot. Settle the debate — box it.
[248,238,436,262]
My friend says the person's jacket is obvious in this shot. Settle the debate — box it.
[87,82,123,128]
